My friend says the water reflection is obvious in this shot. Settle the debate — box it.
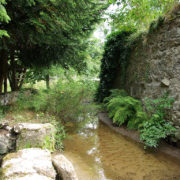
[63,118,180,180]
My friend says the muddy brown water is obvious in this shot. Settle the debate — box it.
[63,120,180,180]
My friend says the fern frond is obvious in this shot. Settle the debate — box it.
[113,107,131,125]
[105,89,147,129]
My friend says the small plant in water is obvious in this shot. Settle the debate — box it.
[54,125,66,150]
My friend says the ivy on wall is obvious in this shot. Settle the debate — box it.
[96,30,133,102]
[96,14,167,103]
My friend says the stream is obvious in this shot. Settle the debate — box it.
[63,117,180,180]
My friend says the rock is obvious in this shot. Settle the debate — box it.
[0,91,19,106]
[1,148,56,180]
[0,122,9,129]
[0,129,16,155]
[52,153,78,180]
[0,122,13,133]
[161,78,170,87]
[14,123,55,150]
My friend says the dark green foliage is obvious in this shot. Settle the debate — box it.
[96,30,134,102]
[140,94,177,148]
[3,0,107,69]
[105,89,147,129]
[0,0,109,93]
[103,89,127,103]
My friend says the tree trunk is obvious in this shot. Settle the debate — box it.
[9,51,17,91]
[46,74,50,89]
[0,50,8,94]
[8,51,27,91]
[0,77,3,94]
[18,69,26,90]
[4,75,7,94]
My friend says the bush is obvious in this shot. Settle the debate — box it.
[15,78,98,123]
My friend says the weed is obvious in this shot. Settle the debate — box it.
[54,125,66,150]
[43,135,55,152]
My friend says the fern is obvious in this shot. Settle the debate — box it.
[104,89,127,103]
[105,91,147,129]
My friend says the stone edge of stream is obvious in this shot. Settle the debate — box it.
[98,112,180,161]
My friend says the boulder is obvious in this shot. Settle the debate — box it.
[14,123,55,150]
[1,148,56,180]
[52,153,78,180]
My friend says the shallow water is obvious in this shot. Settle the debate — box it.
[63,120,180,180]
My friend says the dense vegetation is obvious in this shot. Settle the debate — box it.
[0,62,101,149]
[105,89,177,148]
[0,0,10,38]
[0,0,179,150]
[0,0,107,150]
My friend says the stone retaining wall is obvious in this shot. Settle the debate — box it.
[113,7,180,141]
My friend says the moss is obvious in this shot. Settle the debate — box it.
[3,151,22,161]
[127,30,148,48]
[0,164,13,179]
[0,169,5,179]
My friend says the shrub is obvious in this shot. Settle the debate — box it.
[15,77,98,123]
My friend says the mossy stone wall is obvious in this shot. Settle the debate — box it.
[113,13,180,140]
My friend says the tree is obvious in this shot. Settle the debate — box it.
[0,0,10,93]
[0,0,109,93]
[0,0,10,38]
[24,38,103,89]
[109,0,178,31]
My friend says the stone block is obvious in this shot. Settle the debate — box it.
[14,123,55,150]
[1,148,56,180]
